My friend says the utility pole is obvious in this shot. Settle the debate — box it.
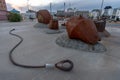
[50,2,52,13]
[64,2,66,12]
[27,0,29,10]
[100,0,104,16]
[64,2,66,19]
[69,2,71,8]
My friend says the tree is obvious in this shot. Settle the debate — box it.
[7,12,22,22]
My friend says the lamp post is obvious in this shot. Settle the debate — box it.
[27,0,29,10]
[50,2,52,13]
[100,0,104,16]
[64,2,66,12]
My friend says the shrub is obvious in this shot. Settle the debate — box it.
[7,12,22,22]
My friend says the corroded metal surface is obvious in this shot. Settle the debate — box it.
[94,20,110,37]
[94,20,106,32]
[37,10,52,24]
[49,19,58,30]
[66,16,100,44]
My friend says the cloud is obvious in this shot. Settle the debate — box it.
[29,0,65,6]
[34,0,102,11]
[5,0,120,12]
[5,0,66,12]
[6,0,27,7]
[6,0,27,11]
[6,3,13,10]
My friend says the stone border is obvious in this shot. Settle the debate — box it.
[56,34,107,53]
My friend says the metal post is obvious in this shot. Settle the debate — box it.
[100,0,104,16]
[64,2,66,19]
[64,2,66,12]
[27,0,29,10]
[68,0,71,8]
[50,2,52,13]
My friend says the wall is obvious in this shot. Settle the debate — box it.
[0,0,7,20]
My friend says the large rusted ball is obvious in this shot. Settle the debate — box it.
[66,16,100,44]
[37,10,52,24]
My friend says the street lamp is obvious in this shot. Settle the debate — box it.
[50,2,52,13]
[100,0,104,16]
[64,2,66,12]
[27,0,29,10]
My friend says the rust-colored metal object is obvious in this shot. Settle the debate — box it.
[66,16,100,44]
[94,20,106,32]
[37,10,52,24]
[61,23,66,26]
[49,19,59,30]
[94,20,110,37]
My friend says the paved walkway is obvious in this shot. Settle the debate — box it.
[0,21,120,80]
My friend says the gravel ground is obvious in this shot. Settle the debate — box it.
[56,34,106,53]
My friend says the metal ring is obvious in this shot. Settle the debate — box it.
[55,59,74,71]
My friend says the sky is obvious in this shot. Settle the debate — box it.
[5,0,120,13]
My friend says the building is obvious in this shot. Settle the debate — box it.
[56,9,74,18]
[0,0,8,20]
[103,6,113,17]
[110,8,120,21]
[21,10,36,20]
[67,8,74,12]
[0,0,7,10]
[90,9,101,20]
[10,9,20,14]
[75,11,89,18]
[56,10,65,17]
